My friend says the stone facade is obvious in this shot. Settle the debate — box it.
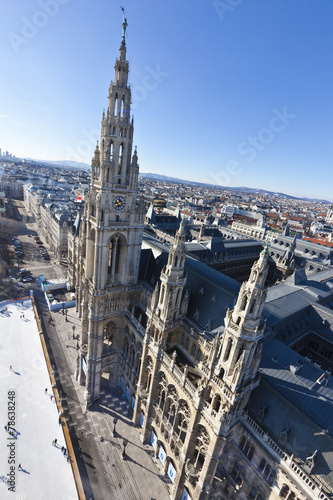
[68,22,333,500]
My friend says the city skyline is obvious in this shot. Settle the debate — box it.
[1,0,333,200]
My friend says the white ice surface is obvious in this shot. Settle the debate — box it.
[0,299,78,499]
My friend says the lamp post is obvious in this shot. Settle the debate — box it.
[112,417,118,437]
[122,438,128,459]
[72,325,76,340]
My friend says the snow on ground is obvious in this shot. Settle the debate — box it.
[0,298,78,499]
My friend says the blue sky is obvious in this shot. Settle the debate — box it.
[1,0,332,201]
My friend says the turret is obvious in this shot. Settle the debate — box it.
[215,246,269,396]
[153,220,187,325]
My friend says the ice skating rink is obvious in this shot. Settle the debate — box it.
[0,298,78,499]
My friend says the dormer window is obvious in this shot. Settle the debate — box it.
[279,426,291,444]
[258,405,269,422]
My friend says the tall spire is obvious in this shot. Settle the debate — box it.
[120,6,128,47]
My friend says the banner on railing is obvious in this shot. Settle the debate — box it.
[150,430,157,449]
[159,445,166,465]
[181,488,192,500]
[167,461,176,483]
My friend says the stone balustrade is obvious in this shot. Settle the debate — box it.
[242,413,333,499]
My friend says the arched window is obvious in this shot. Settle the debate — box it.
[118,144,123,175]
[121,96,125,117]
[114,94,118,116]
[124,338,129,357]
[206,386,213,405]
[176,289,182,308]
[231,462,244,485]
[110,142,114,163]
[108,235,125,279]
[279,485,289,499]
[168,403,176,426]
[192,426,209,472]
[160,286,165,306]
[212,394,221,414]
[158,389,166,410]
[224,338,233,361]
[146,372,152,391]
[174,409,189,444]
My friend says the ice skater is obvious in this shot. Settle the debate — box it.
[9,365,12,371]
[50,395,53,402]
[54,439,57,446]
[18,464,22,471]
[45,388,48,395]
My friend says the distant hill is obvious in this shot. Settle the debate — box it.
[140,172,332,205]
[23,158,90,170]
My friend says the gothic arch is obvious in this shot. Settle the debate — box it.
[189,424,210,473]
[114,93,119,116]
[107,233,127,281]
[118,143,124,175]
[90,227,96,242]
[224,337,233,361]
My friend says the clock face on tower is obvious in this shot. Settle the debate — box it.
[113,196,126,211]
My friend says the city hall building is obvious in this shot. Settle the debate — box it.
[68,18,333,500]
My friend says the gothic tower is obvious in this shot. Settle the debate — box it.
[215,245,269,408]
[151,219,188,327]
[77,16,145,406]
